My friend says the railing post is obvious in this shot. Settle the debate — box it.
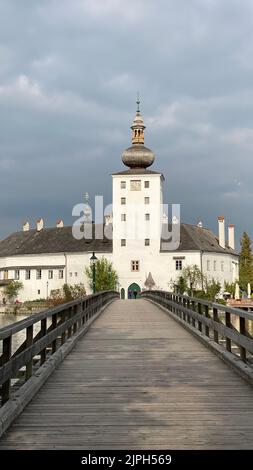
[225,312,231,353]
[51,313,57,353]
[191,301,196,328]
[197,303,202,332]
[73,305,78,334]
[239,317,247,362]
[187,299,191,324]
[25,325,33,381]
[204,305,209,337]
[40,318,47,365]
[213,307,219,344]
[1,335,12,404]
[182,298,186,321]
[61,310,67,345]
[67,307,73,338]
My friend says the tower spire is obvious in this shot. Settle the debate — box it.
[121,98,155,169]
[131,95,145,145]
[136,91,140,113]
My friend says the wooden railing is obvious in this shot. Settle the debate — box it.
[0,291,119,406]
[142,290,253,365]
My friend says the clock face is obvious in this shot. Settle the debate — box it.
[130,180,141,191]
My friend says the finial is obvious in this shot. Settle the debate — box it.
[136,91,140,113]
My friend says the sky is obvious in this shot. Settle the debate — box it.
[0,0,253,248]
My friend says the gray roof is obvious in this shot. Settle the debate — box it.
[161,223,238,255]
[112,168,163,176]
[0,225,112,256]
[0,223,238,257]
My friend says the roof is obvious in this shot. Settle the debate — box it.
[0,225,112,257]
[161,223,238,255]
[0,223,238,258]
[112,168,163,176]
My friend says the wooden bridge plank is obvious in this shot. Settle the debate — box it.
[0,299,253,449]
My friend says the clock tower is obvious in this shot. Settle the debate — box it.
[112,101,164,297]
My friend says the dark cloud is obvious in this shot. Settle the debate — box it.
[0,0,253,247]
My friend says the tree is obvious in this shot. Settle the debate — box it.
[85,258,118,293]
[4,281,23,303]
[47,283,86,307]
[239,232,253,291]
[224,281,236,298]
[179,264,204,296]
[174,275,188,295]
[204,278,221,301]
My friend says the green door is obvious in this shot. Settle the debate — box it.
[128,283,141,299]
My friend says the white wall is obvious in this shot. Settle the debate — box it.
[0,251,112,301]
[202,252,239,285]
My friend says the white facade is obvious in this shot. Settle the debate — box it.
[111,171,239,298]
[0,252,112,302]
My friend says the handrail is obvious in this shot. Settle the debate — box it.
[0,291,113,340]
[142,290,253,367]
[0,291,119,406]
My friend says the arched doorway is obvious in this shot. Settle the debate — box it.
[120,288,125,299]
[128,283,141,299]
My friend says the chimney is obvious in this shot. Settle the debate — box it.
[218,216,225,248]
[36,218,44,231]
[23,221,30,232]
[56,219,64,228]
[105,214,113,226]
[228,224,235,250]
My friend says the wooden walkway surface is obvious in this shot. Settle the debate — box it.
[0,299,253,449]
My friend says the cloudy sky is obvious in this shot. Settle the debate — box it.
[0,0,253,247]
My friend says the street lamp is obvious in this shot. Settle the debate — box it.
[46,281,49,299]
[90,252,98,294]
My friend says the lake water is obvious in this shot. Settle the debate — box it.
[0,313,42,355]
[0,313,29,328]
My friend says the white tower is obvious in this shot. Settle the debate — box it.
[112,99,164,298]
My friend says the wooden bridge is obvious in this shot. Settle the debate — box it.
[0,291,253,449]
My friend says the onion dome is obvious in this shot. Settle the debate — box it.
[122,97,155,169]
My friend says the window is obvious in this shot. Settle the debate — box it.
[207,260,210,271]
[144,197,150,205]
[175,260,182,270]
[38,290,40,295]
[59,269,64,279]
[121,214,126,221]
[48,270,53,279]
[131,260,140,271]
[121,181,126,189]
[145,239,150,246]
[3,270,8,280]
[36,269,42,280]
[213,261,216,271]
[130,180,141,191]
[25,269,31,280]
[121,239,126,246]
[14,269,20,280]
[144,181,150,188]
[145,213,150,221]
[121,197,126,205]
[69,272,72,277]
[221,261,224,272]
[75,272,78,277]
